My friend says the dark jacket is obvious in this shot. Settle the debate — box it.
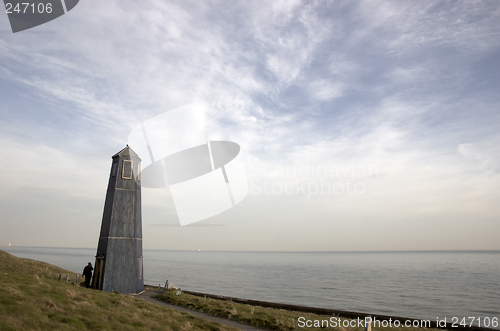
[83,265,93,278]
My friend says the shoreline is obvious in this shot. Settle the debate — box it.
[164,288,497,331]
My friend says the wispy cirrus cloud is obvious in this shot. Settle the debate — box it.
[0,0,499,250]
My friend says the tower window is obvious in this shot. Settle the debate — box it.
[122,160,132,179]
[111,161,118,177]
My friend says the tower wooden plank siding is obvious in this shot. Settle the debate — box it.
[93,146,144,294]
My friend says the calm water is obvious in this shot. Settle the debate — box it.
[3,247,499,327]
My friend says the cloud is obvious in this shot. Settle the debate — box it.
[309,79,345,100]
[458,143,499,173]
[0,0,499,250]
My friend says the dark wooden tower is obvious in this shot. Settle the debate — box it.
[92,146,144,294]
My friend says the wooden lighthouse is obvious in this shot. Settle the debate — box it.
[92,146,144,294]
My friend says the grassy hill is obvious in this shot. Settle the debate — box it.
[0,250,237,331]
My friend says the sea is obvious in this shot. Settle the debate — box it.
[2,247,499,328]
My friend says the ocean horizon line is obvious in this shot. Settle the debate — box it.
[3,246,499,254]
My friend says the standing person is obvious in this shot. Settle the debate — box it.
[82,262,93,288]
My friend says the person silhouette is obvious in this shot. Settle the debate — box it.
[82,262,93,288]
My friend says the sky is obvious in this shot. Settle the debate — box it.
[0,0,499,251]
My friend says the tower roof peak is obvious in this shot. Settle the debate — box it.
[112,145,141,160]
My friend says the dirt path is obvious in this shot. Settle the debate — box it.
[135,289,267,331]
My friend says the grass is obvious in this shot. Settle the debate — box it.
[155,290,443,331]
[0,250,238,331]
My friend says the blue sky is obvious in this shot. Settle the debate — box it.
[0,0,499,250]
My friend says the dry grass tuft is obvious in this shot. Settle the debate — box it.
[44,299,56,308]
[73,301,93,308]
[181,321,192,330]
[43,298,65,313]
[147,320,159,328]
[7,286,23,297]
